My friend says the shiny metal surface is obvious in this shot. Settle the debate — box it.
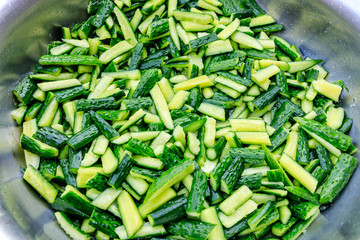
[0,0,360,239]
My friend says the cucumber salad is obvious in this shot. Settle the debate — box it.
[10,0,358,239]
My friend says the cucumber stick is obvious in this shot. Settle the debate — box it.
[13,0,358,239]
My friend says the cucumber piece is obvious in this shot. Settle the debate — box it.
[139,187,177,218]
[200,206,226,240]
[61,185,94,217]
[294,117,352,154]
[247,200,276,230]
[115,222,167,239]
[23,165,58,204]
[219,199,258,228]
[219,185,252,215]
[108,154,135,189]
[209,155,233,191]
[186,170,207,219]
[145,159,195,202]
[55,212,91,240]
[319,153,358,204]
[167,219,215,240]
[89,209,121,238]
[148,194,187,226]
[288,201,319,220]
[67,125,101,150]
[118,190,143,237]
[21,134,58,158]
[125,138,156,157]
[220,156,244,194]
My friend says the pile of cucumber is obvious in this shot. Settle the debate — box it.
[11,0,359,239]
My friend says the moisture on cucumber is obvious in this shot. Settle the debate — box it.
[12,0,358,240]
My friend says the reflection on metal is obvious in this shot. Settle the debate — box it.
[0,0,360,239]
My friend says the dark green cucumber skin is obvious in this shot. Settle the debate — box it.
[123,97,153,111]
[229,148,265,165]
[204,99,235,109]
[89,110,119,140]
[86,173,109,192]
[267,169,284,183]
[208,188,223,205]
[313,107,327,123]
[269,127,289,152]
[237,172,262,190]
[221,156,244,194]
[195,126,206,166]
[242,0,265,16]
[246,49,276,59]
[270,100,295,131]
[305,69,319,82]
[34,64,61,74]
[149,19,169,38]
[338,118,353,133]
[69,148,83,171]
[252,23,284,33]
[217,71,252,87]
[160,145,183,169]
[95,110,126,120]
[208,58,239,73]
[186,170,207,217]
[82,112,92,129]
[315,144,332,172]
[53,86,85,103]
[21,134,58,158]
[149,122,165,131]
[242,57,254,81]
[125,138,156,158]
[59,158,77,188]
[89,209,121,238]
[33,127,69,148]
[75,97,119,111]
[296,128,310,165]
[254,208,280,229]
[13,76,37,105]
[273,38,298,61]
[169,37,181,58]
[51,198,89,219]
[39,158,57,179]
[91,0,115,28]
[78,17,93,39]
[212,50,246,63]
[295,117,353,152]
[25,101,43,121]
[167,219,215,240]
[276,70,289,96]
[67,125,101,150]
[311,166,327,185]
[187,87,203,109]
[319,153,358,204]
[271,217,298,237]
[108,154,135,189]
[306,159,320,172]
[247,201,276,229]
[131,166,163,181]
[61,191,94,217]
[145,48,170,61]
[39,55,101,66]
[224,217,249,239]
[288,201,318,220]
[148,195,187,225]
[210,154,234,191]
[285,186,319,204]
[132,68,161,98]
[263,145,293,186]
[104,61,118,72]
[129,42,144,70]
[189,33,218,51]
[275,97,305,118]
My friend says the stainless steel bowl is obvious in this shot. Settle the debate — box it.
[1,0,360,239]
